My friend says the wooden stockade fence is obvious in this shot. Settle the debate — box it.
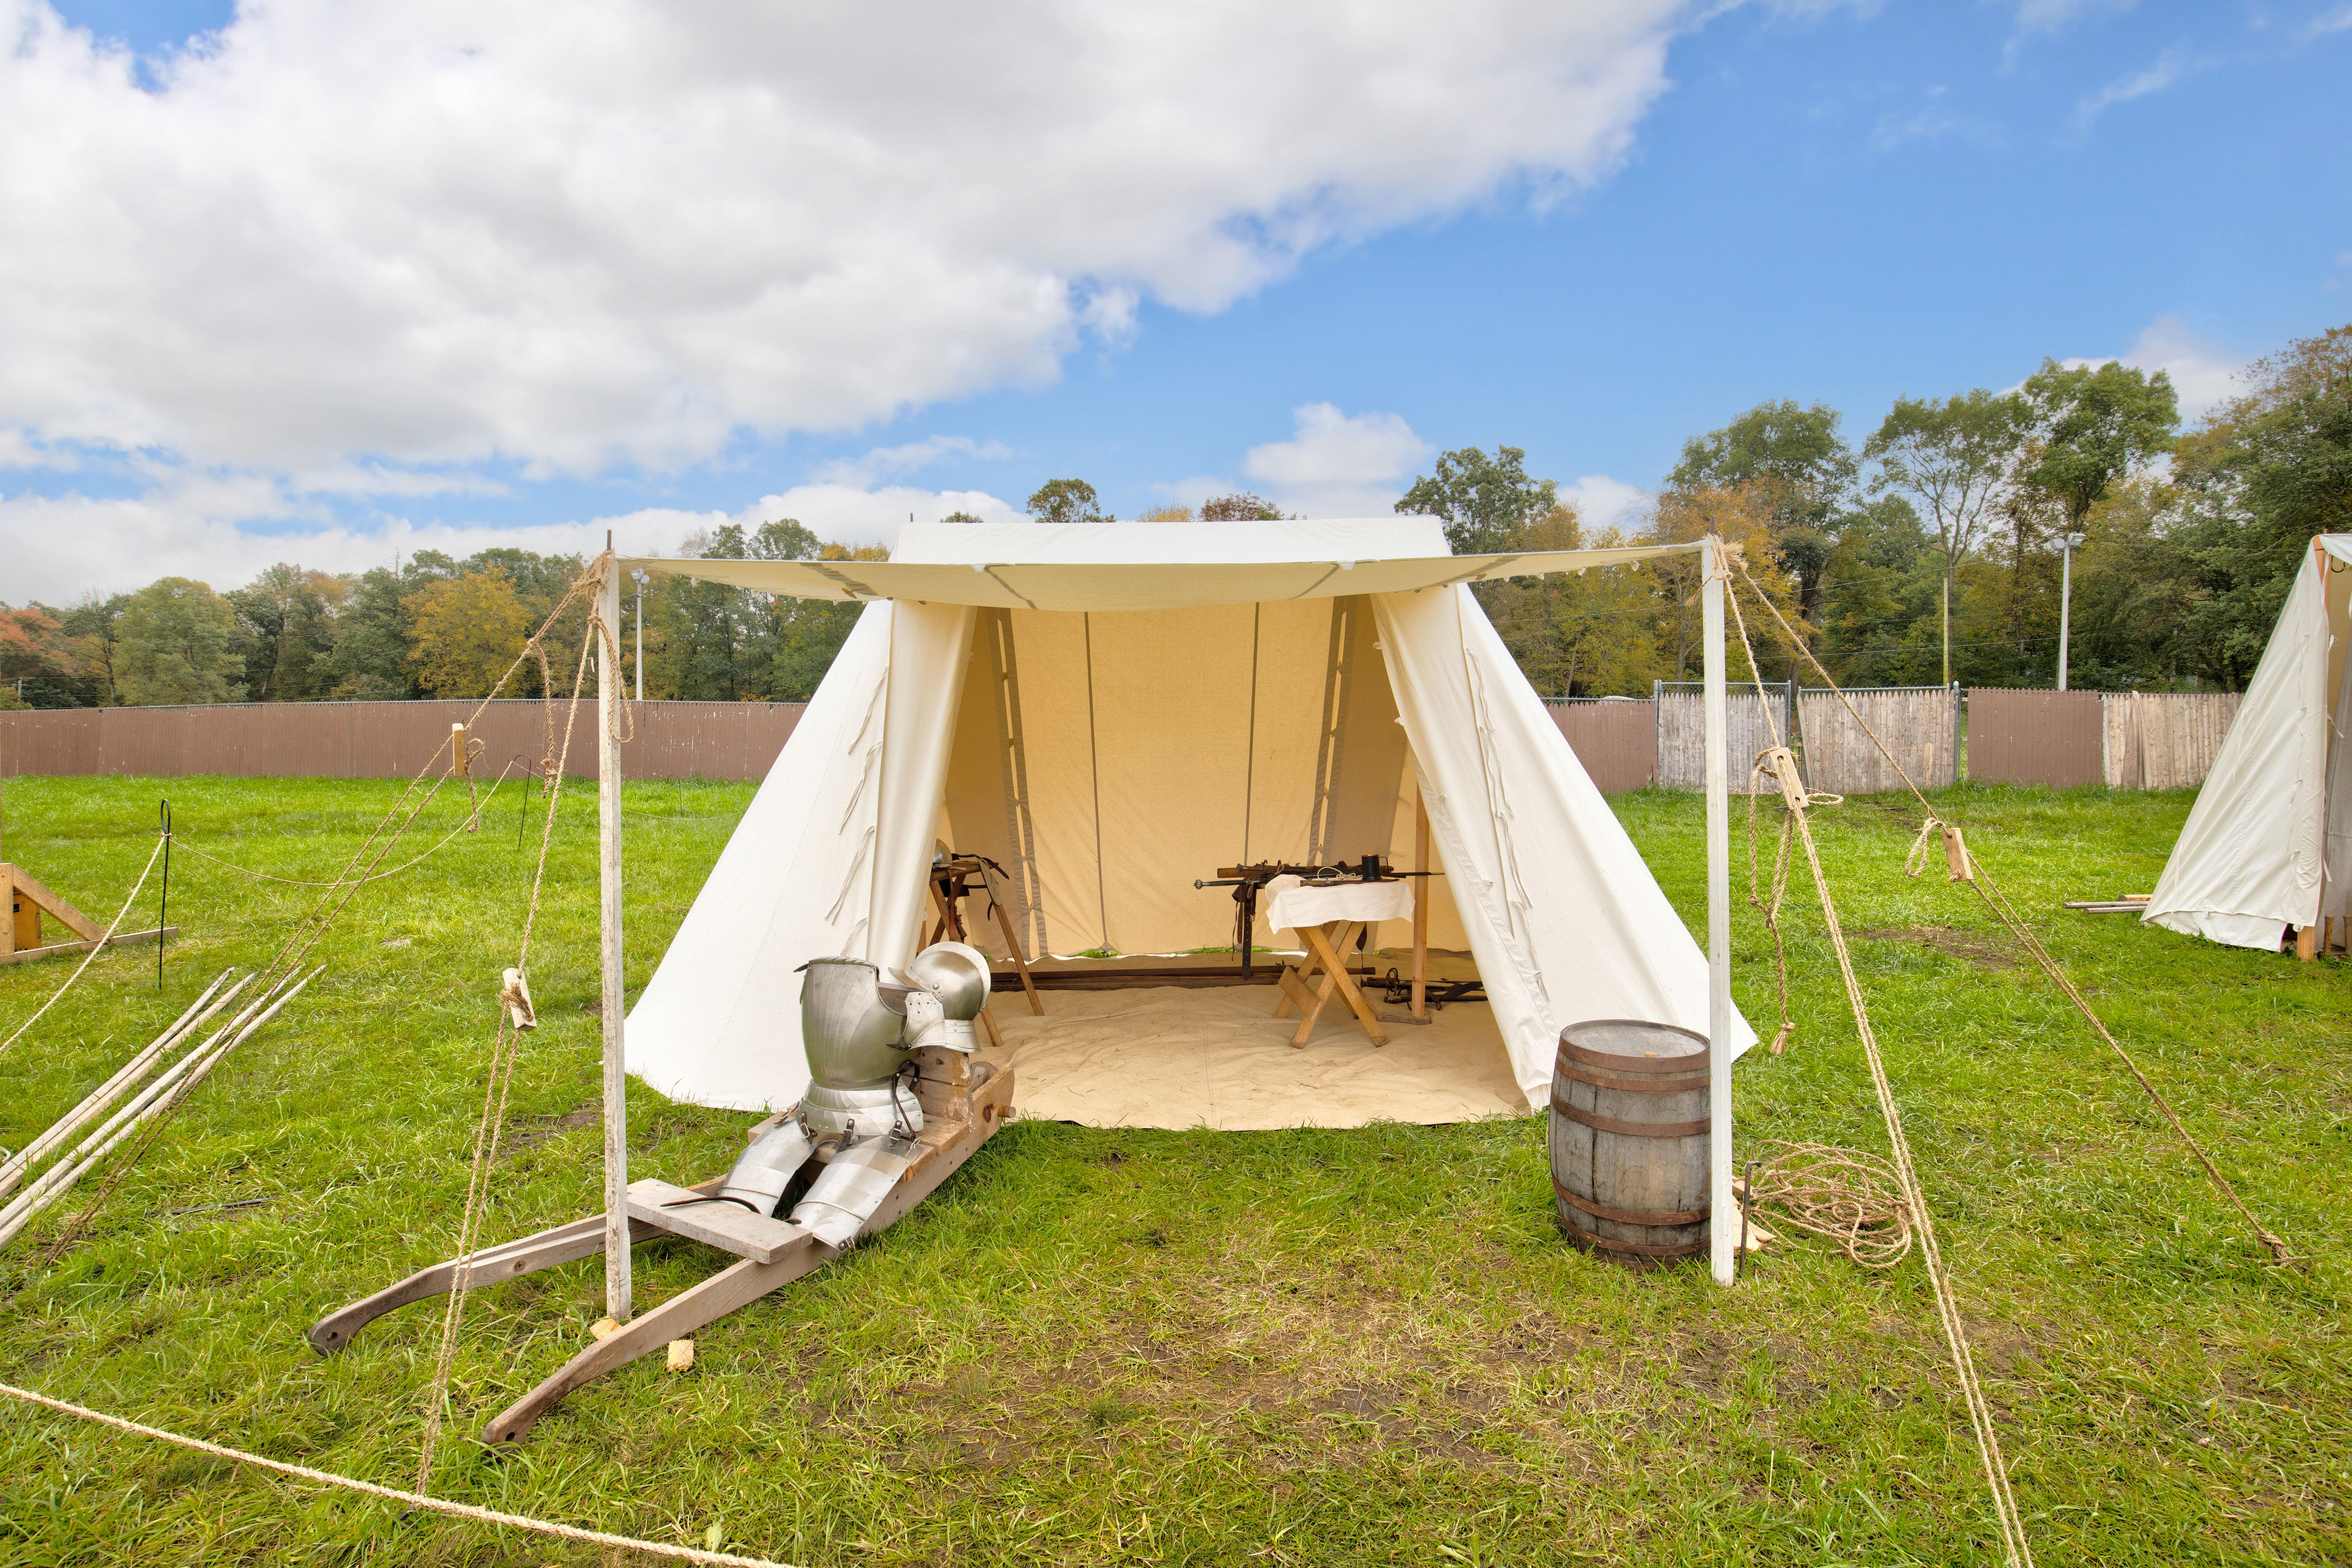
[0,701,805,782]
[1799,686,1960,794]
[1654,682,1792,793]
[2101,691,2243,790]
[1961,689,2103,788]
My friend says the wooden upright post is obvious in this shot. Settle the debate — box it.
[1411,787,1430,1021]
[1703,538,1733,1287]
[596,553,631,1321]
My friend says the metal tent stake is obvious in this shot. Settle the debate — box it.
[596,556,630,1323]
[1704,539,1734,1287]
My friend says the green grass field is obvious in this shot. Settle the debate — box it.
[0,773,2344,1566]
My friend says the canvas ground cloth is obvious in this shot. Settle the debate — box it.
[624,519,1751,1126]
[979,983,1521,1131]
[2145,534,2352,949]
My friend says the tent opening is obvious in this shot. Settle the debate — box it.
[934,597,1517,1130]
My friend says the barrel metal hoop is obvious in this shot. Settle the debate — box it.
[1551,1179,1709,1229]
[1557,1220,1707,1259]
[1549,1093,1708,1139]
[1557,1020,1710,1075]
[1553,1062,1707,1095]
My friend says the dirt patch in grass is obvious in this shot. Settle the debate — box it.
[1858,924,2015,969]
[495,1099,600,1160]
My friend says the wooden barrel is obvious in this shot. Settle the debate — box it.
[1548,1019,1709,1264]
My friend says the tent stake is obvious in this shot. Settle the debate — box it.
[596,553,631,1322]
[1704,539,1734,1287]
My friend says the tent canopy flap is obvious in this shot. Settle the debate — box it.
[623,520,1749,1125]
[622,519,1703,614]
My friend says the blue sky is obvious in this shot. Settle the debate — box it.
[4,0,2348,599]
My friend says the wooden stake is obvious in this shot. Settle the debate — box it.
[596,556,631,1322]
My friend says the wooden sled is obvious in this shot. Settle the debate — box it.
[1,863,176,966]
[308,1048,1014,1443]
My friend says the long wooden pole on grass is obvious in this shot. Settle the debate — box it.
[1703,538,1734,1287]
[597,550,631,1321]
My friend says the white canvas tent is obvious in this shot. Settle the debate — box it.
[620,518,1753,1132]
[2144,534,2352,952]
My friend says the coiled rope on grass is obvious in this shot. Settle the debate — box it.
[1746,1140,1913,1269]
[0,1380,797,1568]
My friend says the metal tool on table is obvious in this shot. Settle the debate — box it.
[1193,856,1430,979]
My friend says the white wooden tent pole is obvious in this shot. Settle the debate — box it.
[1703,538,1734,1287]
[597,550,631,1321]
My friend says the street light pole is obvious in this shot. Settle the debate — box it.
[631,568,648,703]
[2057,531,2085,692]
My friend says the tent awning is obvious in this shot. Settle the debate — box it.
[622,532,1699,613]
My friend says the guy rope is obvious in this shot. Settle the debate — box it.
[0,554,735,1566]
[1713,540,2034,1567]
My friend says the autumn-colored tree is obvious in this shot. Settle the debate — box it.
[0,604,88,708]
[1133,503,1194,521]
[406,569,532,697]
[1643,483,1806,683]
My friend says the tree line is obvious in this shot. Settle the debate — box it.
[5,327,2343,709]
[0,523,883,710]
[1418,323,2350,696]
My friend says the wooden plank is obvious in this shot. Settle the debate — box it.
[625,1178,804,1264]
[0,927,178,967]
[482,1066,1015,1444]
[5,864,102,941]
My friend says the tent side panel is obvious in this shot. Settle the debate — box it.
[2144,554,2330,949]
[1373,586,1751,1109]
[624,604,900,1112]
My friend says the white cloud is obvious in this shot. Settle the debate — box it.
[2010,0,2133,37]
[0,476,1023,603]
[2302,4,2352,39]
[0,0,1684,486]
[2054,313,2244,422]
[1559,475,1650,532]
[1237,403,1435,516]
[810,437,1016,490]
[2073,47,2195,129]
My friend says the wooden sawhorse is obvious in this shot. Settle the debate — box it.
[1272,919,1389,1047]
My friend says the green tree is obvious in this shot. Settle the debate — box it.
[1669,400,1857,625]
[940,510,986,524]
[229,562,345,702]
[1027,479,1110,525]
[1863,389,2029,684]
[60,593,130,705]
[2019,359,2180,535]
[117,578,249,705]
[1201,492,1286,521]
[323,565,421,698]
[1395,446,1558,554]
[2164,325,2352,687]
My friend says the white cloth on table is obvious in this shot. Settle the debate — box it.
[1263,873,1414,934]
